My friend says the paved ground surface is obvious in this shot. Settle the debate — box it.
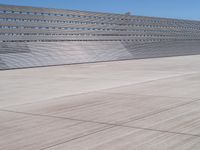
[1,55,200,150]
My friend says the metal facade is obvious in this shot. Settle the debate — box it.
[0,4,200,69]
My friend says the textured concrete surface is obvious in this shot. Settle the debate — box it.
[1,55,200,150]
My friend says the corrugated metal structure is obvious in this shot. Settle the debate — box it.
[0,4,200,69]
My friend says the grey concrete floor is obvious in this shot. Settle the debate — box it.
[1,55,200,150]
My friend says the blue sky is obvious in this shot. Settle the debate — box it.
[0,0,200,20]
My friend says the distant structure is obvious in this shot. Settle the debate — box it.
[0,4,200,69]
[125,12,131,15]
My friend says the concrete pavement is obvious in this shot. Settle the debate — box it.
[1,55,200,150]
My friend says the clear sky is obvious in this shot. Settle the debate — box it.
[0,0,200,21]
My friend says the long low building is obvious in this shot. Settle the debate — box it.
[0,4,200,69]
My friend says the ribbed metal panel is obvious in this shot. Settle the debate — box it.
[0,42,30,54]
[0,57,7,69]
[0,4,200,69]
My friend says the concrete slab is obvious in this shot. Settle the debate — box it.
[0,69,190,108]
[3,92,195,124]
[1,55,200,150]
[0,111,109,150]
[43,126,200,150]
[1,55,200,107]
[125,101,200,136]
[103,73,200,99]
